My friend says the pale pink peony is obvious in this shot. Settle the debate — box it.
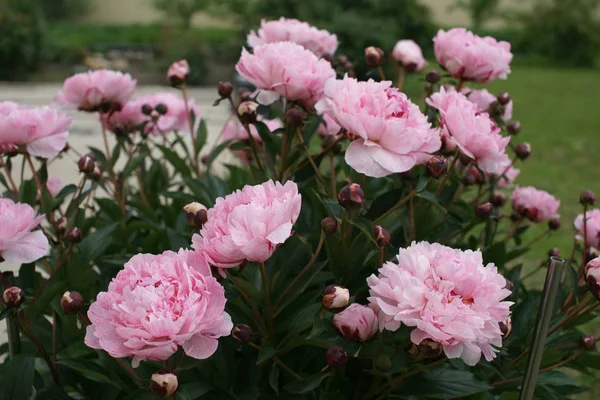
[54,69,136,112]
[0,104,71,158]
[427,87,510,174]
[236,42,336,109]
[167,60,190,86]
[511,186,560,223]
[585,257,600,299]
[316,75,440,177]
[221,117,282,164]
[391,40,427,72]
[46,177,65,197]
[248,18,338,57]
[0,198,49,263]
[85,249,232,367]
[574,209,600,248]
[463,88,513,121]
[495,167,520,188]
[317,113,342,137]
[433,28,512,83]
[192,180,302,268]
[333,304,378,342]
[367,241,512,366]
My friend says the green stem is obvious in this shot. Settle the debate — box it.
[7,310,21,357]
[296,130,330,196]
[435,155,460,196]
[374,190,416,223]
[260,262,274,340]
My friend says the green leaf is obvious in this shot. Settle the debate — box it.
[257,342,277,364]
[284,373,329,394]
[365,189,403,220]
[177,382,212,399]
[194,119,208,156]
[121,155,145,179]
[398,368,491,398]
[157,144,191,178]
[0,354,35,400]
[18,179,37,206]
[78,222,119,261]
[254,121,281,163]
[206,140,233,171]
[0,307,11,321]
[56,359,124,389]
[269,364,280,395]
[34,386,72,400]
[348,218,377,244]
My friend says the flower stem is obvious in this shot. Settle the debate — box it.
[396,65,405,91]
[408,182,415,242]
[375,189,417,223]
[227,272,267,333]
[260,262,274,339]
[376,66,386,81]
[435,155,460,196]
[0,156,19,197]
[295,129,330,196]
[329,152,337,199]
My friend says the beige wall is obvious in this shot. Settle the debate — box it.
[421,0,534,28]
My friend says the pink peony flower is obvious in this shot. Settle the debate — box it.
[192,180,302,268]
[574,209,600,248]
[46,177,65,197]
[0,198,49,263]
[427,87,510,174]
[317,113,342,137]
[316,75,440,177]
[495,167,519,188]
[333,304,378,342]
[585,257,600,299]
[54,69,136,112]
[221,117,282,164]
[236,42,336,109]
[511,186,560,222]
[433,28,512,83]
[367,241,512,366]
[391,40,427,72]
[248,18,338,57]
[463,88,513,121]
[0,104,71,158]
[167,60,190,86]
[85,249,232,367]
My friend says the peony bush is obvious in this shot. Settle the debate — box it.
[1,19,599,400]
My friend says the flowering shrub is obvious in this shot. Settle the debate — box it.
[1,20,599,400]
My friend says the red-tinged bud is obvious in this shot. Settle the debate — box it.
[66,227,83,244]
[167,59,189,87]
[321,217,338,234]
[548,215,561,231]
[3,286,24,308]
[580,190,596,206]
[548,248,561,258]
[425,155,448,179]
[78,155,95,174]
[326,346,347,368]
[373,225,390,247]
[338,183,365,210]
[184,202,208,229]
[582,335,597,351]
[61,291,84,314]
[426,69,441,83]
[237,101,258,125]
[497,92,511,106]
[515,142,531,160]
[231,324,252,343]
[141,103,153,116]
[322,285,350,311]
[151,369,178,397]
[217,81,234,98]
[507,121,521,135]
[285,107,305,126]
[491,192,507,207]
[476,202,493,220]
[365,46,384,67]
[418,339,443,358]
[499,317,512,338]
[155,103,168,115]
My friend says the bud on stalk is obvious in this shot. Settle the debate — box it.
[322,285,350,311]
[66,227,83,244]
[476,202,493,220]
[338,183,365,210]
[3,287,24,308]
[425,155,448,179]
[582,335,597,351]
[321,217,338,234]
[580,190,596,206]
[515,142,531,160]
[373,225,390,247]
[217,81,234,98]
[183,202,208,229]
[231,324,252,343]
[364,46,384,67]
[151,369,178,397]
[237,101,258,125]
[61,291,84,315]
[167,59,189,87]
[326,346,348,368]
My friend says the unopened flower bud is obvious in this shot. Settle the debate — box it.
[491,192,507,207]
[91,164,103,181]
[426,69,441,83]
[497,92,511,106]
[201,155,209,165]
[364,46,384,67]
[321,217,338,234]
[78,155,95,174]
[548,215,561,231]
[515,142,531,160]
[336,55,349,65]
[373,225,390,247]
[418,339,443,358]
[56,217,67,234]
[155,103,168,115]
[322,285,350,311]
[167,59,189,87]
[338,183,365,210]
[231,324,252,343]
[507,120,521,135]
[548,248,561,258]
[66,227,83,244]
[237,101,258,125]
[499,317,512,338]
[585,257,600,299]
[326,346,347,368]
[184,202,208,229]
[321,53,333,63]
[582,335,597,351]
[342,61,354,73]
[476,202,493,219]
[585,248,600,264]
[141,103,153,116]
[61,291,84,314]
[286,107,305,126]
[3,287,24,308]
[218,81,234,98]
[425,155,448,178]
[151,369,178,397]
[580,190,596,206]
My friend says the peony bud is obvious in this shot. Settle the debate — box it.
[151,369,178,397]
[56,217,67,234]
[338,183,365,210]
[155,103,168,115]
[66,227,83,244]
[548,248,561,258]
[141,103,153,116]
[321,217,338,234]
[231,324,252,343]
[582,335,597,351]
[499,317,512,338]
[336,55,349,65]
[476,202,493,220]
[217,81,234,98]
[585,247,600,264]
[580,190,596,206]
[237,101,258,125]
[184,202,208,229]
[515,142,531,160]
[507,120,521,135]
[77,155,95,174]
[497,92,511,106]
[418,339,443,358]
[3,287,24,308]
[332,304,378,342]
[425,69,441,83]
[364,46,384,67]
[285,107,305,126]
[326,346,347,368]
[91,164,103,181]
[322,285,350,311]
[425,155,448,178]
[373,225,390,247]
[167,60,189,87]
[548,215,561,231]
[491,192,507,207]
[61,291,84,314]
[585,257,600,299]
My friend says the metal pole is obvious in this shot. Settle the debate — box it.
[519,256,565,400]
